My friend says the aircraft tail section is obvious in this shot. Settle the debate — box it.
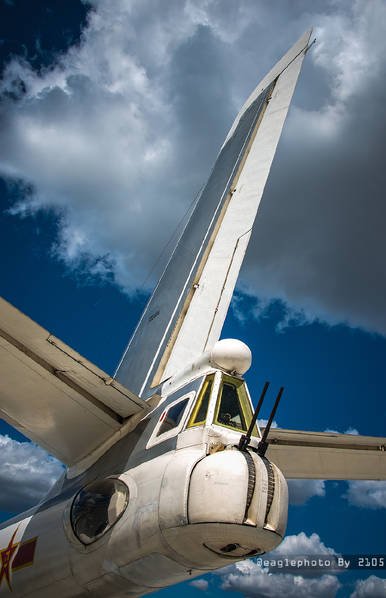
[115,30,312,397]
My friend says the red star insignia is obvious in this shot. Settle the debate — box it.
[0,527,19,591]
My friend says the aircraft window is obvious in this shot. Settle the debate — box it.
[188,374,214,427]
[214,376,256,434]
[157,398,190,436]
[71,478,128,545]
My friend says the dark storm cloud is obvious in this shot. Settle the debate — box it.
[0,0,385,335]
[242,43,386,333]
[0,435,63,512]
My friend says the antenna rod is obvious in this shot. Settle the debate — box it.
[238,381,270,451]
[257,386,284,457]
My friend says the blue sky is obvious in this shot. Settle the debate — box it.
[1,1,386,597]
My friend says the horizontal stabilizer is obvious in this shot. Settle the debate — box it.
[264,428,386,480]
[0,297,150,465]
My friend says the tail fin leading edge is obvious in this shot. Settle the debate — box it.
[115,30,312,397]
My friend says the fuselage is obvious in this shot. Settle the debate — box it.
[0,367,288,597]
[0,31,315,597]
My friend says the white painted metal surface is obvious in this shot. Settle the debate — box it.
[0,447,287,596]
[223,29,312,146]
[188,450,249,524]
[161,30,312,382]
[145,392,195,449]
[1,28,386,598]
[114,30,312,397]
[265,428,386,479]
[0,297,149,465]
[210,339,252,375]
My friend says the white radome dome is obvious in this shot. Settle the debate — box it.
[210,339,252,375]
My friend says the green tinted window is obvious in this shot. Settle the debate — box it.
[188,375,214,427]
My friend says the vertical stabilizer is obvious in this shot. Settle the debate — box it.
[115,30,312,397]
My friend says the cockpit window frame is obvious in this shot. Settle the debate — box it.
[213,373,258,436]
[146,391,195,449]
[187,374,215,428]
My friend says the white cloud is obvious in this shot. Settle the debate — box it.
[1,0,212,291]
[0,435,63,512]
[1,0,386,336]
[257,419,278,429]
[270,531,335,558]
[344,428,359,436]
[344,481,386,510]
[223,568,340,598]
[189,578,209,591]
[287,480,326,505]
[222,570,340,598]
[312,2,386,103]
[312,427,386,510]
[219,532,340,597]
[0,0,259,293]
[241,1,386,335]
[350,575,386,598]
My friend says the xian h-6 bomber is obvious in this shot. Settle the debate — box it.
[0,30,385,597]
